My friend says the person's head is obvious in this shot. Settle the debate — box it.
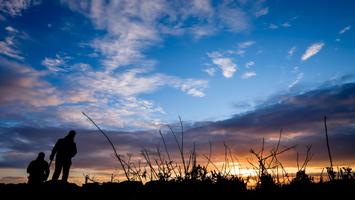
[37,152,45,160]
[66,130,76,140]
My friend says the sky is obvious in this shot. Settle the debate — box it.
[0,0,355,184]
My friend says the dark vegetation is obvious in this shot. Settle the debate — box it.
[1,115,354,199]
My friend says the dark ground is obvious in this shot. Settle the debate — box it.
[1,180,354,199]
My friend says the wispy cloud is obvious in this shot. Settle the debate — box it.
[214,58,237,78]
[255,7,269,18]
[173,79,208,97]
[267,21,292,30]
[242,71,256,79]
[339,25,351,34]
[62,0,266,71]
[5,26,18,33]
[268,23,279,29]
[0,37,24,60]
[204,67,216,76]
[238,40,255,49]
[0,57,208,129]
[0,26,29,60]
[237,50,247,57]
[0,58,61,107]
[217,2,249,32]
[301,42,325,61]
[232,40,255,56]
[288,72,304,88]
[281,22,291,28]
[208,41,254,75]
[41,55,67,72]
[208,52,237,78]
[288,46,296,58]
[0,0,39,17]
[245,61,255,68]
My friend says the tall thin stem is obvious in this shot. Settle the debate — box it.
[82,112,129,181]
[324,116,333,168]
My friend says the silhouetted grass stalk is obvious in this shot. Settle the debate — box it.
[82,112,130,181]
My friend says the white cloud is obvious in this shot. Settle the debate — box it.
[41,55,66,72]
[0,37,23,60]
[241,71,256,79]
[301,42,325,61]
[238,40,255,49]
[255,7,269,18]
[71,63,91,72]
[268,21,292,29]
[281,22,291,28]
[245,61,255,68]
[62,0,266,71]
[75,68,208,98]
[228,41,255,57]
[2,0,272,129]
[207,51,223,58]
[217,2,249,32]
[288,72,304,88]
[339,25,351,34]
[288,46,296,57]
[234,49,246,56]
[59,67,208,128]
[0,60,207,129]
[204,67,216,76]
[0,0,38,17]
[268,24,279,29]
[5,26,18,33]
[208,53,237,78]
[0,26,29,60]
[172,79,208,97]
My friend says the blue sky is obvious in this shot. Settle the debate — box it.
[1,0,355,184]
[1,0,355,129]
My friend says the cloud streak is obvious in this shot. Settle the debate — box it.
[255,7,269,18]
[241,71,256,79]
[301,42,324,61]
[339,25,351,34]
[288,72,304,88]
[288,46,296,58]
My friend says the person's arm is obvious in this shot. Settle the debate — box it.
[50,140,59,161]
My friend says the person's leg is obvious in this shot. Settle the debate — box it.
[52,160,62,181]
[62,160,71,182]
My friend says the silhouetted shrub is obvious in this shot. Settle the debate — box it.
[290,170,313,186]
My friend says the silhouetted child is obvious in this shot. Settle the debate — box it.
[50,130,77,182]
[27,152,49,184]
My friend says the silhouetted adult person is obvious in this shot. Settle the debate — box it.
[27,152,49,184]
[50,130,77,182]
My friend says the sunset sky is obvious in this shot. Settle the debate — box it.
[1,0,355,184]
